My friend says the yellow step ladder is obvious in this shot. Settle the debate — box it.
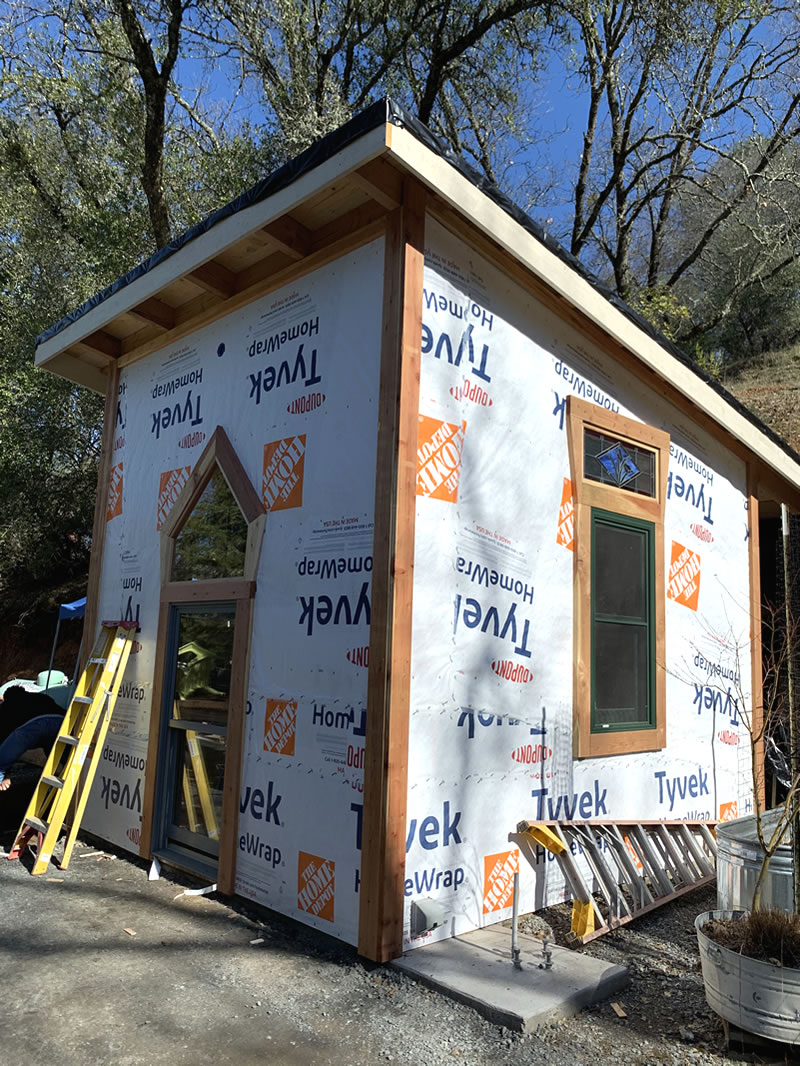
[518,819,718,944]
[7,622,137,875]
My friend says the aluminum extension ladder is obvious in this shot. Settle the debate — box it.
[7,622,136,875]
[517,819,718,944]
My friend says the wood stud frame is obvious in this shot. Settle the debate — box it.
[359,181,426,963]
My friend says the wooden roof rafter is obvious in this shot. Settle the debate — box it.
[37,127,396,391]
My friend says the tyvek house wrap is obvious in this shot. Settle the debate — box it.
[85,238,384,947]
[402,218,752,951]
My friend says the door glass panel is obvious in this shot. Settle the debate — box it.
[164,606,235,859]
[171,730,226,842]
[172,468,247,581]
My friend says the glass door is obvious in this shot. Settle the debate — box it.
[155,603,236,875]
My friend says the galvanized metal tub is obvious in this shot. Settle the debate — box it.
[696,909,800,1044]
[716,810,794,913]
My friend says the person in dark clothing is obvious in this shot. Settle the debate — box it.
[0,685,63,744]
[0,686,64,791]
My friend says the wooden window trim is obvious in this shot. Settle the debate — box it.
[566,396,669,758]
[140,426,265,894]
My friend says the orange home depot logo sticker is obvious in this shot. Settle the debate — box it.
[297,852,335,922]
[556,478,574,551]
[719,800,738,822]
[416,415,466,503]
[264,699,297,756]
[156,467,191,530]
[483,849,518,915]
[623,835,644,872]
[667,541,701,611]
[263,435,306,512]
[106,462,123,521]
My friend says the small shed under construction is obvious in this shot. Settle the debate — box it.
[34,100,800,962]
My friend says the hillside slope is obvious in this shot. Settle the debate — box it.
[724,347,800,455]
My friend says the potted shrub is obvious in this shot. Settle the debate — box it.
[694,591,800,1043]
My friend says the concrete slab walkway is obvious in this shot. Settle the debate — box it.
[393,927,628,1031]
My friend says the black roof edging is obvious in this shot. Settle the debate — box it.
[36,97,800,473]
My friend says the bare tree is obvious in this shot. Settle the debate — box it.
[552,0,800,351]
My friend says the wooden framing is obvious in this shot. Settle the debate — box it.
[359,179,426,962]
[747,465,766,813]
[566,396,669,758]
[82,363,119,670]
[159,425,265,584]
[139,426,265,895]
[38,110,800,962]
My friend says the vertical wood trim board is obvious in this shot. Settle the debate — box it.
[139,601,171,859]
[359,181,426,963]
[747,466,765,813]
[218,595,255,894]
[83,364,119,669]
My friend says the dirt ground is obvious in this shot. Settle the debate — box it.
[3,792,799,1066]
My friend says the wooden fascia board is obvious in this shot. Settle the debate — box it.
[35,124,393,371]
[385,126,800,496]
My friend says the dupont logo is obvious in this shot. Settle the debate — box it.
[297,851,335,922]
[264,699,297,756]
[492,660,533,684]
[717,729,740,746]
[511,742,551,765]
[106,462,123,521]
[178,430,206,450]
[416,415,466,503]
[263,435,306,512]
[287,392,325,416]
[156,467,191,530]
[719,800,738,822]
[126,826,141,846]
[556,478,574,551]
[130,640,143,656]
[449,377,493,407]
[690,523,714,544]
[667,541,701,611]
[346,646,370,668]
[482,849,518,915]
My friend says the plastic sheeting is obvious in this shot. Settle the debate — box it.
[400,218,754,950]
[85,238,385,947]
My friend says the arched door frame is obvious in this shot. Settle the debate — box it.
[140,426,265,893]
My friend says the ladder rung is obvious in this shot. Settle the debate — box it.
[58,734,79,746]
[41,775,63,789]
[72,696,93,704]
[25,816,48,834]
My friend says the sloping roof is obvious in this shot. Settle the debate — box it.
[34,98,800,495]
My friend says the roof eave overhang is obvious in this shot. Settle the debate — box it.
[34,122,392,387]
[384,125,800,497]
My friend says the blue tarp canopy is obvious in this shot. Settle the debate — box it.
[58,597,86,620]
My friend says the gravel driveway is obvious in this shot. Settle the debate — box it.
[0,826,793,1066]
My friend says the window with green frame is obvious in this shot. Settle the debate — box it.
[566,395,668,758]
[591,509,656,733]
